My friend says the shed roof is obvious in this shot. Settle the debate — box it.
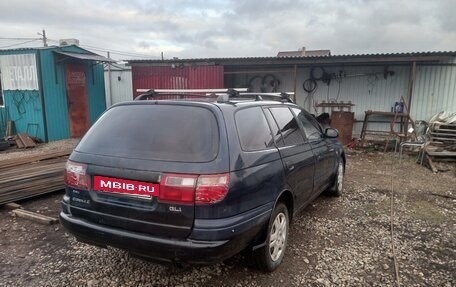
[0,45,113,62]
[277,49,331,57]
[54,50,115,62]
[126,51,456,67]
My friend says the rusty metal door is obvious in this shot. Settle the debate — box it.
[65,63,89,138]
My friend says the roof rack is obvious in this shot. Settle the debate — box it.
[232,92,294,103]
[135,88,249,101]
[134,88,294,103]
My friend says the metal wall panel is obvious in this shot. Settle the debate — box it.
[412,60,456,124]
[104,67,133,106]
[87,62,107,124]
[2,90,45,139]
[39,48,70,141]
[0,106,5,137]
[131,65,224,98]
[231,60,456,137]
[0,50,46,140]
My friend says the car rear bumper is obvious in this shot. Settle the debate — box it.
[59,204,271,265]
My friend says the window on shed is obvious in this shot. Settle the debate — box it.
[269,107,305,146]
[235,107,274,151]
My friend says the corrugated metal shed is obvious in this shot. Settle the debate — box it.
[128,51,455,139]
[131,65,224,98]
[0,45,109,141]
[127,51,456,65]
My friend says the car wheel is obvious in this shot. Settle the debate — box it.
[253,203,289,272]
[328,159,344,197]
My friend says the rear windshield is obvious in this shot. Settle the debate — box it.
[76,104,219,162]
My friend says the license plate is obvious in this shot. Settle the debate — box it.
[93,176,159,197]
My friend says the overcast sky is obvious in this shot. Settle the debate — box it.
[0,0,455,60]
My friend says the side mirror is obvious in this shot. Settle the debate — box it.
[324,128,339,138]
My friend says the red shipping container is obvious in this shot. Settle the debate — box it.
[131,65,224,98]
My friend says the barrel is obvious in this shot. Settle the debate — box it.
[330,111,355,145]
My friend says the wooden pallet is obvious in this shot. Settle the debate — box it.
[426,123,456,162]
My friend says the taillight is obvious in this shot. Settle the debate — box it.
[196,173,229,205]
[64,160,91,190]
[158,173,230,205]
[159,174,198,204]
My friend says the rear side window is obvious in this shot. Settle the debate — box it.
[235,107,274,151]
[269,107,305,146]
[76,104,219,162]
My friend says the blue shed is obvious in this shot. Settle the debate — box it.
[0,45,112,142]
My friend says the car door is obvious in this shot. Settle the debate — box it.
[266,107,315,209]
[292,108,337,193]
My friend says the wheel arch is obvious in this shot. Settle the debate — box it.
[274,189,294,223]
[249,189,294,252]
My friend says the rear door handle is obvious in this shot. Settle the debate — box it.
[285,161,295,171]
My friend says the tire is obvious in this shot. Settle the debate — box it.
[252,203,289,272]
[303,78,317,93]
[328,159,344,197]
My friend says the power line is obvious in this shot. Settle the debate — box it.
[3,35,160,59]
[0,37,41,41]
[46,39,158,59]
[0,39,41,49]
[80,43,160,59]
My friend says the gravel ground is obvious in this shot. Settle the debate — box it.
[0,150,455,287]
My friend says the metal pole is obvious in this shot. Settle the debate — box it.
[405,61,417,135]
[42,29,48,47]
[293,64,297,103]
[107,51,112,107]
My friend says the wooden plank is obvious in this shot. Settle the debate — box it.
[432,128,456,132]
[425,154,438,173]
[4,202,22,210]
[0,150,71,170]
[15,137,25,148]
[0,155,67,205]
[12,209,58,225]
[6,121,13,137]
[16,133,37,148]
[430,132,456,137]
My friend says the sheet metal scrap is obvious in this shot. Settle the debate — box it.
[425,112,456,163]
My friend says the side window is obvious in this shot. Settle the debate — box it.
[269,107,305,146]
[235,107,274,151]
[291,108,322,141]
[263,109,285,147]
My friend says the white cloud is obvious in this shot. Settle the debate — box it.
[0,0,455,60]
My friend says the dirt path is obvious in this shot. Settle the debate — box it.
[0,151,455,287]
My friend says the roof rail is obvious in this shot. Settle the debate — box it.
[134,88,294,103]
[135,88,249,101]
[232,92,294,103]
